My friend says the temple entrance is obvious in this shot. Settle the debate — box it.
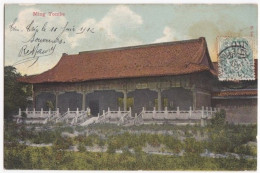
[89,100,99,116]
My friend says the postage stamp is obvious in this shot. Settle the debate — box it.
[217,37,255,81]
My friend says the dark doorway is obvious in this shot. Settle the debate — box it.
[89,100,99,116]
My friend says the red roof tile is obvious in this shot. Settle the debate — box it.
[213,90,257,97]
[18,37,216,84]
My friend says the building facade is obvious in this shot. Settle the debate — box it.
[19,37,257,123]
[19,37,217,115]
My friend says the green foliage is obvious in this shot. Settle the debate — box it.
[84,137,94,147]
[211,109,226,127]
[4,122,257,170]
[163,135,182,153]
[107,141,116,154]
[78,143,86,152]
[184,138,204,155]
[53,137,73,150]
[206,124,257,154]
[46,100,54,110]
[4,144,256,170]
[234,144,257,156]
[4,66,32,120]
[21,112,27,118]
[98,139,105,147]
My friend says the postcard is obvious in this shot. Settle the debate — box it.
[4,3,258,171]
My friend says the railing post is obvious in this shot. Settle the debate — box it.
[201,106,204,118]
[210,107,213,116]
[76,108,79,115]
[142,107,145,119]
[107,107,110,117]
[57,108,59,116]
[164,107,168,115]
[200,106,205,127]
[177,106,180,116]
[206,107,208,118]
[129,107,132,116]
[19,108,21,116]
[49,108,51,115]
[41,108,43,116]
[26,108,28,115]
[98,113,100,118]
[87,107,91,116]
[68,108,70,115]
[135,113,137,118]
[189,106,192,119]
[33,108,35,116]
[118,107,121,117]
[153,107,156,119]
[103,110,105,119]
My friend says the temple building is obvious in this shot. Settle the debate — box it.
[18,37,257,123]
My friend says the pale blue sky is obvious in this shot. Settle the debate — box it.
[4,4,258,75]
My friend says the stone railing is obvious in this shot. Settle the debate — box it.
[14,106,219,126]
[97,107,132,124]
[134,106,219,126]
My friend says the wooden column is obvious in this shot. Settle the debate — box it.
[123,90,127,111]
[157,89,162,111]
[192,87,197,110]
[32,85,36,108]
[55,92,59,109]
[82,91,86,111]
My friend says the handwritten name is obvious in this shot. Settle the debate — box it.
[18,43,56,58]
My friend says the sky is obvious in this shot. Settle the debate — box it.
[4,4,258,75]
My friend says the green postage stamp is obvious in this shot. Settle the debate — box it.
[218,37,255,81]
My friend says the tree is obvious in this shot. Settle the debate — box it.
[4,66,32,120]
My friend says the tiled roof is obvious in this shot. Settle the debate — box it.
[212,90,257,97]
[18,37,216,84]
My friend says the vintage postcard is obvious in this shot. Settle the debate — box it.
[3,3,258,171]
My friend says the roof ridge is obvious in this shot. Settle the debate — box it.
[76,37,205,55]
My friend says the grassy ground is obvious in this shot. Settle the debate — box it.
[4,144,256,170]
[4,120,257,170]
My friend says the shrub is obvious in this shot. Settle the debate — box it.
[53,137,73,150]
[211,109,226,127]
[234,144,257,156]
[84,137,93,147]
[21,112,27,118]
[98,139,105,148]
[184,138,204,155]
[78,143,86,152]
[107,142,116,154]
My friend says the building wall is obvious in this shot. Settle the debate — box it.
[32,72,216,114]
[35,92,55,111]
[162,88,193,110]
[128,89,157,114]
[212,98,257,124]
[195,90,211,109]
[58,92,82,113]
[85,90,123,116]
